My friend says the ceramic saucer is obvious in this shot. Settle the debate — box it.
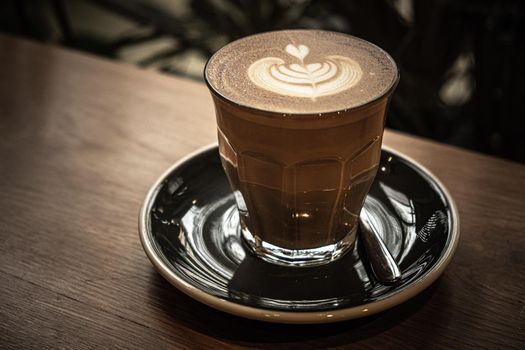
[139,144,459,324]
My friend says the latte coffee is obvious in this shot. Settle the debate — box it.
[205,30,398,266]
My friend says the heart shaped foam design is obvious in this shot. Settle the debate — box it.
[285,44,309,60]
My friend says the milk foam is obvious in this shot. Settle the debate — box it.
[248,44,362,100]
[205,30,398,114]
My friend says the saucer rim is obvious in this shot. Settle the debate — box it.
[138,143,460,324]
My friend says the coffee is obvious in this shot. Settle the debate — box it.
[205,30,397,114]
[205,30,398,266]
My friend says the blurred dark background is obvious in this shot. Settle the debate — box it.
[1,0,524,163]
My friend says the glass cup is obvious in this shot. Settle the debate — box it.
[205,30,398,267]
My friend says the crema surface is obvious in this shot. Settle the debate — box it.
[205,30,398,114]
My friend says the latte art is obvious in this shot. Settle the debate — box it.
[248,44,362,99]
[205,30,398,114]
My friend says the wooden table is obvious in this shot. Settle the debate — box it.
[1,34,524,349]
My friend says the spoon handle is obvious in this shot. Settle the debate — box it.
[359,213,402,285]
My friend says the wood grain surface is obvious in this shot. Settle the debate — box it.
[0,34,524,349]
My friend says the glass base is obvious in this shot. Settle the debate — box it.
[241,226,357,267]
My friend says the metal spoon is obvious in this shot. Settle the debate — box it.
[359,211,402,285]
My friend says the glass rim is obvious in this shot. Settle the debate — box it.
[204,29,400,118]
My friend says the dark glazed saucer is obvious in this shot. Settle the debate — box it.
[139,145,459,324]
